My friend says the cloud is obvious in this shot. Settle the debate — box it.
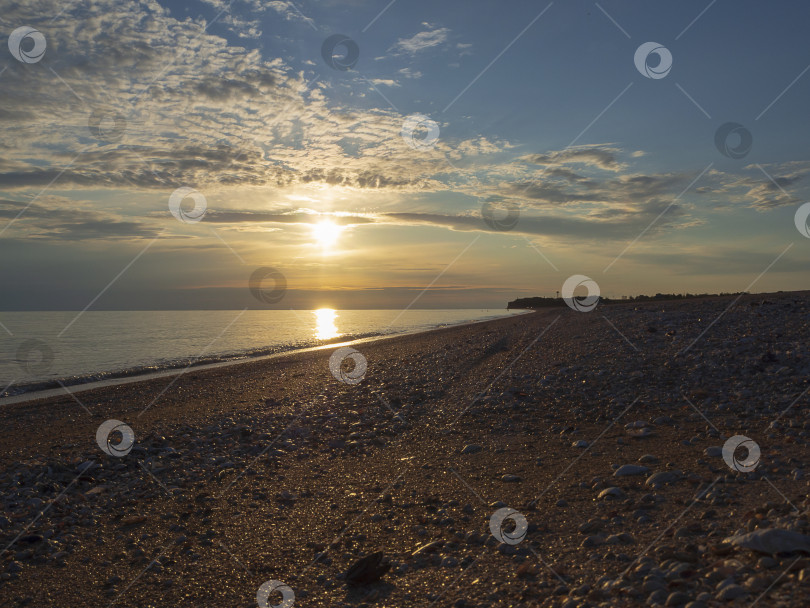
[0,198,161,241]
[378,200,687,240]
[524,145,625,172]
[398,68,422,79]
[390,25,451,54]
[370,78,400,87]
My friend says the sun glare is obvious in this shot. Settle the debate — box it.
[311,220,343,249]
[314,308,340,340]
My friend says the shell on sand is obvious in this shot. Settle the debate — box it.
[724,529,810,555]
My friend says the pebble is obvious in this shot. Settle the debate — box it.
[614,464,650,477]
[716,584,747,601]
[666,591,690,606]
[646,471,681,488]
[598,487,626,500]
[461,444,483,455]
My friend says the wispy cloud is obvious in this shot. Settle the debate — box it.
[390,24,451,54]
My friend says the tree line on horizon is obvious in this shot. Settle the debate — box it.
[506,291,749,309]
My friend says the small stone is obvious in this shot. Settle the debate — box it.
[639,454,659,464]
[501,474,521,483]
[120,515,147,527]
[614,465,650,477]
[666,591,690,606]
[598,487,626,500]
[345,551,390,585]
[716,584,746,601]
[6,562,22,573]
[645,471,681,488]
[461,444,483,455]
[704,446,722,458]
[572,440,589,448]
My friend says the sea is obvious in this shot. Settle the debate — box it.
[0,309,526,399]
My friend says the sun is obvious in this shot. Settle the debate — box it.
[311,219,343,249]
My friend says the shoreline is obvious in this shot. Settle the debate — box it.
[0,293,807,607]
[0,309,530,407]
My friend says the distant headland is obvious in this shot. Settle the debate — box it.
[507,291,749,309]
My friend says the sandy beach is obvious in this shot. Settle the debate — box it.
[1,292,809,607]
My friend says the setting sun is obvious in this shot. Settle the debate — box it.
[311,220,343,249]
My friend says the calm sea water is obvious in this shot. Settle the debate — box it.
[0,309,524,396]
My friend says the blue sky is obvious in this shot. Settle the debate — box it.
[0,0,809,309]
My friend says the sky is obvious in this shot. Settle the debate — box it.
[1,0,809,310]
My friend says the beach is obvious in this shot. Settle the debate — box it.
[1,292,809,607]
